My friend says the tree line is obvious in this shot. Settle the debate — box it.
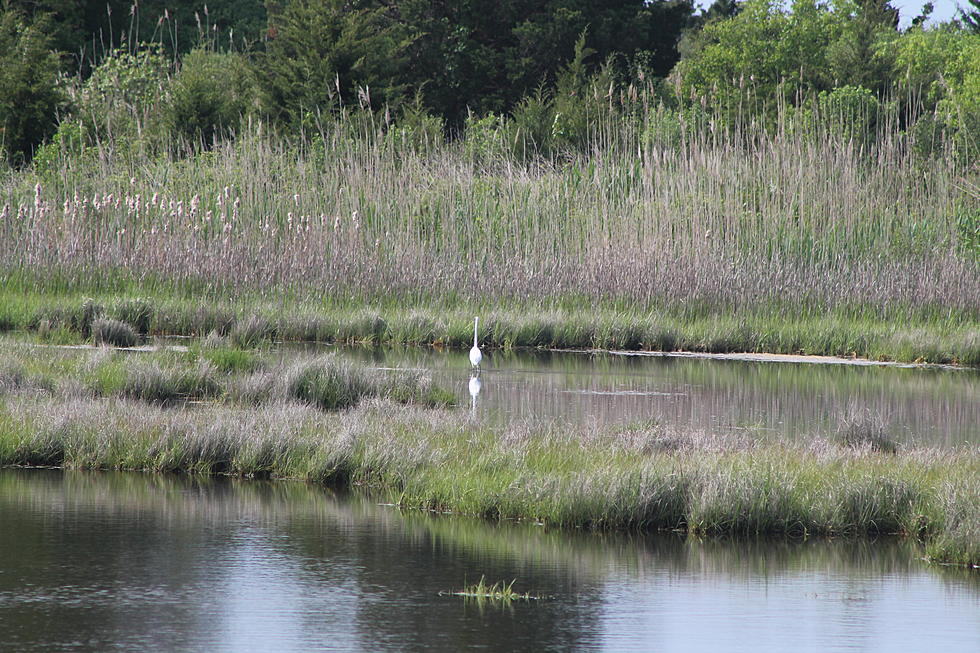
[1,0,979,166]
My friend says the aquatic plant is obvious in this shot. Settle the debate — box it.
[287,355,374,410]
[449,576,538,602]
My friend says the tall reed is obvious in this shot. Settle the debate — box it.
[2,107,977,320]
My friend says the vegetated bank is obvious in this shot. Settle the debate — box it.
[3,2,979,364]
[0,343,976,567]
[2,109,979,365]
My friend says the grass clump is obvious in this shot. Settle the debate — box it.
[287,355,374,410]
[119,359,222,403]
[380,369,456,408]
[230,315,274,348]
[450,576,538,602]
[111,298,154,336]
[833,411,898,453]
[92,318,139,348]
[200,347,263,374]
[287,354,453,410]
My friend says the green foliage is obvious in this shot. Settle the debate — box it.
[399,0,694,126]
[259,0,409,124]
[4,1,268,59]
[464,112,507,163]
[0,10,66,166]
[384,92,444,153]
[817,85,880,143]
[166,48,255,146]
[72,45,170,151]
[938,40,980,134]
[674,0,900,121]
[890,28,971,112]
[549,33,615,154]
[31,120,84,178]
[824,0,897,92]
[955,209,980,261]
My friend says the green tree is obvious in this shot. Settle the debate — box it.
[890,26,972,112]
[259,0,409,124]
[72,44,170,150]
[0,9,66,166]
[825,0,899,92]
[673,0,843,118]
[3,1,267,67]
[703,0,741,22]
[399,0,693,126]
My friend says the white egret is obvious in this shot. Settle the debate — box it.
[469,316,482,368]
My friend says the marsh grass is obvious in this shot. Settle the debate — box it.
[119,359,222,403]
[833,411,898,453]
[4,293,978,365]
[92,318,140,348]
[110,298,154,336]
[287,355,374,410]
[199,346,263,374]
[1,109,977,363]
[286,354,452,410]
[230,315,274,349]
[0,390,976,565]
[450,576,538,602]
[12,344,454,411]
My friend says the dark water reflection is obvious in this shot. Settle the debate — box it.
[1,470,978,652]
[334,346,980,447]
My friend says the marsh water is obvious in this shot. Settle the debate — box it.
[335,346,980,447]
[2,469,978,653]
[3,345,979,650]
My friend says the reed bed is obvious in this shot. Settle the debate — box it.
[2,116,977,327]
[0,386,976,566]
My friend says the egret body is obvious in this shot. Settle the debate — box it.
[469,317,482,368]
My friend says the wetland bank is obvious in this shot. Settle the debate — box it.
[1,341,977,567]
[1,104,978,569]
[2,7,979,648]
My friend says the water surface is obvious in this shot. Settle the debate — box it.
[1,469,977,652]
[335,346,980,447]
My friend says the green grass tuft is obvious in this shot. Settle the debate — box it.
[92,318,139,348]
[451,576,538,602]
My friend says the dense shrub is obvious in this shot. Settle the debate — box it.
[72,45,169,151]
[166,48,255,146]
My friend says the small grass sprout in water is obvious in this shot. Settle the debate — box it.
[448,576,539,602]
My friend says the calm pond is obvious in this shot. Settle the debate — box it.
[335,346,980,447]
[2,469,978,652]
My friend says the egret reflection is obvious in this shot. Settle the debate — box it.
[468,374,482,416]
